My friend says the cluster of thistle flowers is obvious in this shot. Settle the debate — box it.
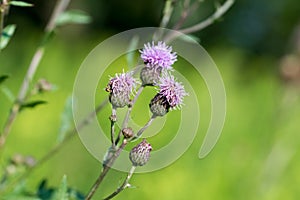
[106,41,187,167]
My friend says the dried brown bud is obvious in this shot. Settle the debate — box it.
[35,79,53,93]
[122,127,134,139]
[11,154,25,165]
[109,114,117,122]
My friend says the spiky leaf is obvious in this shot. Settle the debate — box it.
[54,175,68,200]
[20,100,47,111]
[0,24,16,50]
[9,1,33,7]
[56,10,92,26]
[0,75,9,85]
[57,96,73,143]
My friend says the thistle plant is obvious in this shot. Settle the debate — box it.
[85,41,188,200]
[0,0,234,199]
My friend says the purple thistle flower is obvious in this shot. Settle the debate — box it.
[158,73,188,109]
[140,41,177,70]
[107,71,137,93]
[106,71,138,108]
[149,73,187,116]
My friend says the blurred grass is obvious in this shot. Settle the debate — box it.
[1,27,300,200]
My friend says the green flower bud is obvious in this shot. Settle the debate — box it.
[149,93,170,117]
[140,66,162,86]
[129,140,152,166]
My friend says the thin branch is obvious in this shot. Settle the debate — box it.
[159,0,176,28]
[110,108,117,148]
[153,0,176,41]
[179,0,234,34]
[103,165,136,200]
[0,99,108,194]
[32,99,108,168]
[0,6,5,48]
[164,0,234,42]
[86,113,156,200]
[0,0,71,148]
[115,86,144,145]
[45,0,70,32]
[131,114,156,141]
[172,0,201,30]
[124,86,144,128]
[85,140,128,200]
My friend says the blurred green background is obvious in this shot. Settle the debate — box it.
[1,0,300,199]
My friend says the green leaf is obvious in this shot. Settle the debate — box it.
[12,180,27,194]
[9,1,33,7]
[126,36,139,68]
[20,100,47,111]
[1,86,15,102]
[68,189,84,200]
[56,10,92,26]
[39,30,55,47]
[0,24,16,50]
[3,180,42,200]
[54,175,68,200]
[57,96,73,143]
[0,75,9,85]
[37,179,54,199]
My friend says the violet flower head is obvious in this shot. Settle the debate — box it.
[107,71,137,93]
[106,71,138,108]
[158,73,188,109]
[140,41,177,70]
[149,73,188,116]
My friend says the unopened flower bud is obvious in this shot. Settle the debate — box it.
[24,156,36,167]
[35,79,53,93]
[149,93,170,116]
[11,154,25,165]
[6,164,17,175]
[109,114,117,122]
[129,139,152,166]
[122,127,134,139]
[140,66,162,86]
[109,92,130,108]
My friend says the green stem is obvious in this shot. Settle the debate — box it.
[0,99,108,195]
[115,86,144,145]
[131,114,156,141]
[164,0,234,42]
[110,108,117,148]
[178,0,234,34]
[85,140,128,200]
[0,0,71,149]
[103,165,136,200]
[172,0,200,30]
[153,0,176,41]
[0,8,4,48]
[159,0,176,28]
